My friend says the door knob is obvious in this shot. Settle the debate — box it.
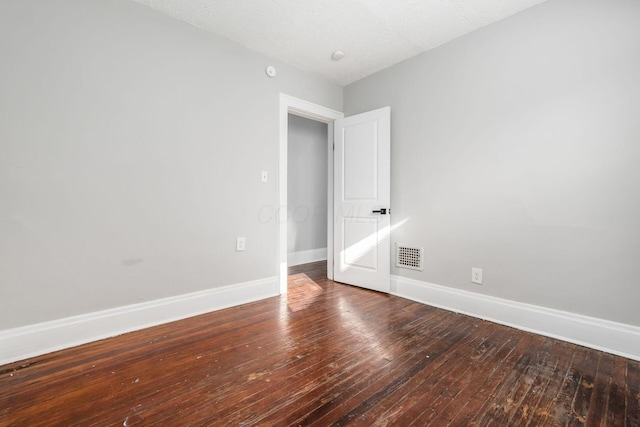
[372,208,388,215]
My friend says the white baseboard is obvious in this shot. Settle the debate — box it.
[288,247,327,266]
[0,276,279,366]
[5,274,637,366]
[391,275,640,361]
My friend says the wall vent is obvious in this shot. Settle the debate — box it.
[396,244,423,271]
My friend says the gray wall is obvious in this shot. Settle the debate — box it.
[344,0,640,326]
[0,0,341,329]
[287,115,328,254]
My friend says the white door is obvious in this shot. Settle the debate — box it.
[333,107,390,293]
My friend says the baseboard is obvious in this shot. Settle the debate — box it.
[391,275,640,361]
[0,276,279,366]
[288,247,327,266]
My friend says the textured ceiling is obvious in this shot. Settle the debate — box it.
[133,0,549,86]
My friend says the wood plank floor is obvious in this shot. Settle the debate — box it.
[1,261,639,426]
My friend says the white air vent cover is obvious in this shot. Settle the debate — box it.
[396,244,423,271]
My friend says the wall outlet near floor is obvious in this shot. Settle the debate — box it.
[471,267,483,285]
[236,237,246,252]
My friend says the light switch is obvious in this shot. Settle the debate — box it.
[236,237,246,252]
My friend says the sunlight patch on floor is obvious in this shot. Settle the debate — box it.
[286,273,324,312]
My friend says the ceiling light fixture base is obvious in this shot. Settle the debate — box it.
[331,50,345,61]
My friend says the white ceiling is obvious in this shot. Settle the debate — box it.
[133,0,549,86]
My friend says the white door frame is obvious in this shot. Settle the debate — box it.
[278,94,343,294]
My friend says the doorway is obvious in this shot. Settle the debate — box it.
[287,115,328,268]
[278,94,343,294]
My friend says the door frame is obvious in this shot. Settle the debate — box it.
[278,94,343,294]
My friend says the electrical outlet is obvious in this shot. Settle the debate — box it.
[471,267,483,285]
[236,237,246,252]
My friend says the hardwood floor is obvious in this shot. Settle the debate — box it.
[1,261,638,426]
